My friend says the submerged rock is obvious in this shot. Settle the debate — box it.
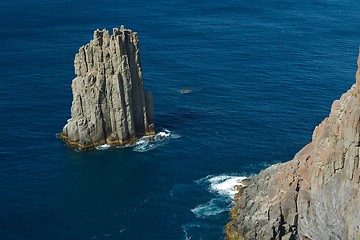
[60,26,155,150]
[226,51,360,239]
[180,89,192,94]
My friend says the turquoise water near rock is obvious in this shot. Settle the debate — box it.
[0,0,360,239]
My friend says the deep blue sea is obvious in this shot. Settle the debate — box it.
[1,0,360,239]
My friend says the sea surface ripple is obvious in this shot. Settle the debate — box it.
[0,0,359,239]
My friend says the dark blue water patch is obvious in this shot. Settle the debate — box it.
[1,0,360,239]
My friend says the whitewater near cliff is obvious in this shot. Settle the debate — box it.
[226,53,360,239]
[2,0,360,239]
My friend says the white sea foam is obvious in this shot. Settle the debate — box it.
[116,129,180,152]
[95,144,111,150]
[191,198,228,218]
[197,174,246,199]
[208,175,246,198]
[181,223,200,240]
[192,174,247,218]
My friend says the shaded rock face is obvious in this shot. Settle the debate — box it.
[61,26,155,150]
[226,52,360,240]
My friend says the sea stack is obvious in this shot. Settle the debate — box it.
[60,26,155,150]
[226,52,360,239]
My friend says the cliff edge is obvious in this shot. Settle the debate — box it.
[60,26,155,150]
[226,52,360,239]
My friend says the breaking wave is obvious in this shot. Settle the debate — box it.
[117,129,180,152]
[207,175,247,198]
[191,174,246,218]
[95,144,111,150]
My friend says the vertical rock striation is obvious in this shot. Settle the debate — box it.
[60,26,155,150]
[226,52,360,239]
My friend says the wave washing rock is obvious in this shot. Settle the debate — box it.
[226,52,360,239]
[60,26,155,150]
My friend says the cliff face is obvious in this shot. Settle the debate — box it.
[61,26,155,150]
[226,53,360,240]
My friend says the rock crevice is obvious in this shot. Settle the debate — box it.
[226,51,360,239]
[61,26,155,150]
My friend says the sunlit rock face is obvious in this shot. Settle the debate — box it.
[61,26,155,150]
[226,52,360,240]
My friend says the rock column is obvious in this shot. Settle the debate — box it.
[61,26,155,150]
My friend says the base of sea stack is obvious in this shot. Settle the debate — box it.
[58,133,155,151]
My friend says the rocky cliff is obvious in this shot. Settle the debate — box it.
[226,52,360,239]
[60,26,155,150]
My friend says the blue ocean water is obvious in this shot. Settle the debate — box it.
[0,0,360,239]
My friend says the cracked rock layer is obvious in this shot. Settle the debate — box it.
[61,27,155,150]
[226,52,360,240]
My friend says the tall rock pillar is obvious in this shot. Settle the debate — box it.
[60,26,155,150]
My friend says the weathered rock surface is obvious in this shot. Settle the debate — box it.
[226,52,360,239]
[60,26,155,150]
